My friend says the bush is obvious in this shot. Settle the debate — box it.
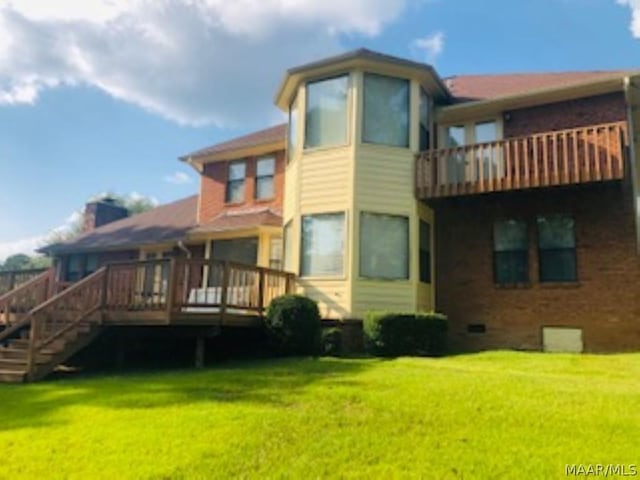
[321,327,343,356]
[264,295,321,356]
[364,312,447,357]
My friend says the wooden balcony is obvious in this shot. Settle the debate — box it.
[415,121,628,199]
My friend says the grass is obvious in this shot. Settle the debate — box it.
[0,352,639,479]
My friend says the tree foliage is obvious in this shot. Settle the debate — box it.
[0,253,51,272]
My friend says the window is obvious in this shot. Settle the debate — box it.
[212,237,258,265]
[493,220,529,284]
[419,88,430,151]
[283,221,294,272]
[287,95,298,163]
[269,238,283,270]
[301,213,345,277]
[305,75,349,148]
[360,212,409,280]
[255,156,275,200]
[446,125,466,184]
[225,160,246,203]
[419,220,431,283]
[65,255,83,282]
[363,73,410,147]
[474,121,501,180]
[537,215,577,282]
[85,254,99,275]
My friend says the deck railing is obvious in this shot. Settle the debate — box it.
[102,258,296,317]
[0,268,48,296]
[416,121,628,199]
[0,269,55,326]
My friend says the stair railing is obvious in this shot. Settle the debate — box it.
[0,268,55,331]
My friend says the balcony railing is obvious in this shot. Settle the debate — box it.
[416,121,628,199]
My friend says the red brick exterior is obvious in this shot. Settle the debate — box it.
[434,180,640,353]
[198,150,285,224]
[504,93,627,137]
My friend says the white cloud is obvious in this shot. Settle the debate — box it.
[617,0,640,37]
[411,31,445,63]
[0,0,414,126]
[164,171,192,185]
[0,235,45,262]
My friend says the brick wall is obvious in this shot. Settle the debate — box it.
[434,179,640,353]
[198,150,285,224]
[504,92,627,137]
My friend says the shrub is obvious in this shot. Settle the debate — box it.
[321,327,343,356]
[364,312,447,357]
[264,295,321,356]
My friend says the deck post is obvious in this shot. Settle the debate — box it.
[100,266,109,324]
[165,258,176,324]
[220,261,230,321]
[195,336,205,369]
[257,268,265,316]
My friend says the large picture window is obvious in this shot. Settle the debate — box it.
[255,156,275,200]
[301,213,345,277]
[363,73,410,147]
[494,220,529,284]
[537,215,577,282]
[225,160,246,203]
[360,212,409,280]
[305,76,349,148]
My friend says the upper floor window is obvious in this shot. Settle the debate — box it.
[363,73,409,148]
[537,215,577,283]
[225,160,246,203]
[494,219,529,284]
[255,156,275,200]
[419,88,430,151]
[287,95,298,163]
[305,75,349,149]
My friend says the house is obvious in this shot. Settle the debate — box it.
[1,48,640,382]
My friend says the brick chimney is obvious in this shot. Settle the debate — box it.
[82,197,129,233]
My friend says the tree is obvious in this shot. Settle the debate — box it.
[0,253,52,272]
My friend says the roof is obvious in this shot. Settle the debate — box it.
[182,124,286,161]
[447,71,633,103]
[42,195,199,254]
[190,207,282,235]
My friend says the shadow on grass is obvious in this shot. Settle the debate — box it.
[0,356,376,431]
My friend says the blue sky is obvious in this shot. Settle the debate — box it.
[0,0,638,260]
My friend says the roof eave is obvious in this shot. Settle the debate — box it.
[438,75,629,123]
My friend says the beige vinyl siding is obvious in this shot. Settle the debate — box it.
[297,278,351,319]
[299,147,352,212]
[351,144,430,316]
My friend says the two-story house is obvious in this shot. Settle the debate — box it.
[1,48,639,382]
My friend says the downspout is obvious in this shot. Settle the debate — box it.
[177,240,192,259]
[624,76,640,255]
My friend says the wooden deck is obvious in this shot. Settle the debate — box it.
[0,259,295,382]
[416,121,628,199]
[0,268,47,296]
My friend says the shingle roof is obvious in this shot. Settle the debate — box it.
[42,195,199,254]
[182,124,286,160]
[190,207,282,235]
[446,71,632,103]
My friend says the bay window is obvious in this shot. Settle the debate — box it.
[360,212,409,280]
[362,73,410,147]
[305,76,349,148]
[301,213,345,277]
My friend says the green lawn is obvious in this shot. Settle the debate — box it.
[1,352,639,479]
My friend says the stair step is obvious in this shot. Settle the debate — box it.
[0,360,27,372]
[0,369,25,383]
